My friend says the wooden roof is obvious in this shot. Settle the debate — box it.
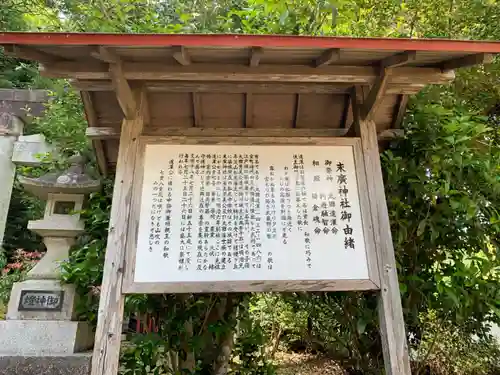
[2,32,499,174]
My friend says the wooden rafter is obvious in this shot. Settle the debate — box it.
[441,52,494,71]
[3,44,60,65]
[95,47,138,119]
[314,48,340,67]
[41,62,455,85]
[381,51,417,69]
[363,68,391,119]
[362,51,416,120]
[249,47,263,67]
[172,46,191,66]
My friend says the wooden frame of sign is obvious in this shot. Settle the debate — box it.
[90,88,411,375]
[122,136,380,294]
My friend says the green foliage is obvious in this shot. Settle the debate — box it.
[384,104,500,334]
[413,311,500,375]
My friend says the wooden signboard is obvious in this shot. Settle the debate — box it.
[123,138,379,293]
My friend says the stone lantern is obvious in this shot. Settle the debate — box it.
[0,155,101,356]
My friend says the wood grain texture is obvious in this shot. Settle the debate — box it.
[42,61,455,85]
[86,127,350,139]
[352,139,379,287]
[363,68,391,119]
[124,279,379,293]
[356,114,411,374]
[73,80,425,94]
[441,52,494,71]
[90,90,146,375]
[108,59,137,119]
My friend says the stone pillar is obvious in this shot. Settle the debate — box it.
[0,89,48,249]
[0,112,22,247]
[0,156,101,375]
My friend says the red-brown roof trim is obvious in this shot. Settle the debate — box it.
[1,32,500,53]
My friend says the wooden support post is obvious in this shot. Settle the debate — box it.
[352,87,411,375]
[90,89,146,375]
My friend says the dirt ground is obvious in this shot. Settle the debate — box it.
[275,352,346,375]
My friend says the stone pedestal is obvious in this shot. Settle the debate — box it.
[0,354,92,375]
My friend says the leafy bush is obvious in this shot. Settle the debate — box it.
[412,311,500,375]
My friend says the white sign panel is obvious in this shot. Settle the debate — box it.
[132,143,374,292]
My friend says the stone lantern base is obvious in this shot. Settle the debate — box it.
[0,353,92,375]
[0,279,94,356]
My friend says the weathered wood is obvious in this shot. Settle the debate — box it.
[81,90,108,177]
[192,93,202,127]
[249,47,263,67]
[245,93,253,127]
[392,95,409,129]
[381,51,417,69]
[41,62,455,85]
[72,80,426,95]
[172,46,191,66]
[314,48,340,67]
[108,54,137,119]
[353,90,411,375]
[363,68,391,119]
[85,126,349,140]
[91,47,118,63]
[90,89,146,375]
[441,53,494,71]
[3,45,60,64]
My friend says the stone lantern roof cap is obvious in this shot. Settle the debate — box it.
[18,155,101,200]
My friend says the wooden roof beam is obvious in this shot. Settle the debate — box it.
[363,68,391,119]
[314,48,340,67]
[3,45,61,65]
[86,127,349,140]
[249,47,263,67]
[381,51,417,69]
[95,46,138,119]
[441,53,494,71]
[72,80,425,95]
[363,51,416,119]
[42,62,455,85]
[172,46,191,66]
